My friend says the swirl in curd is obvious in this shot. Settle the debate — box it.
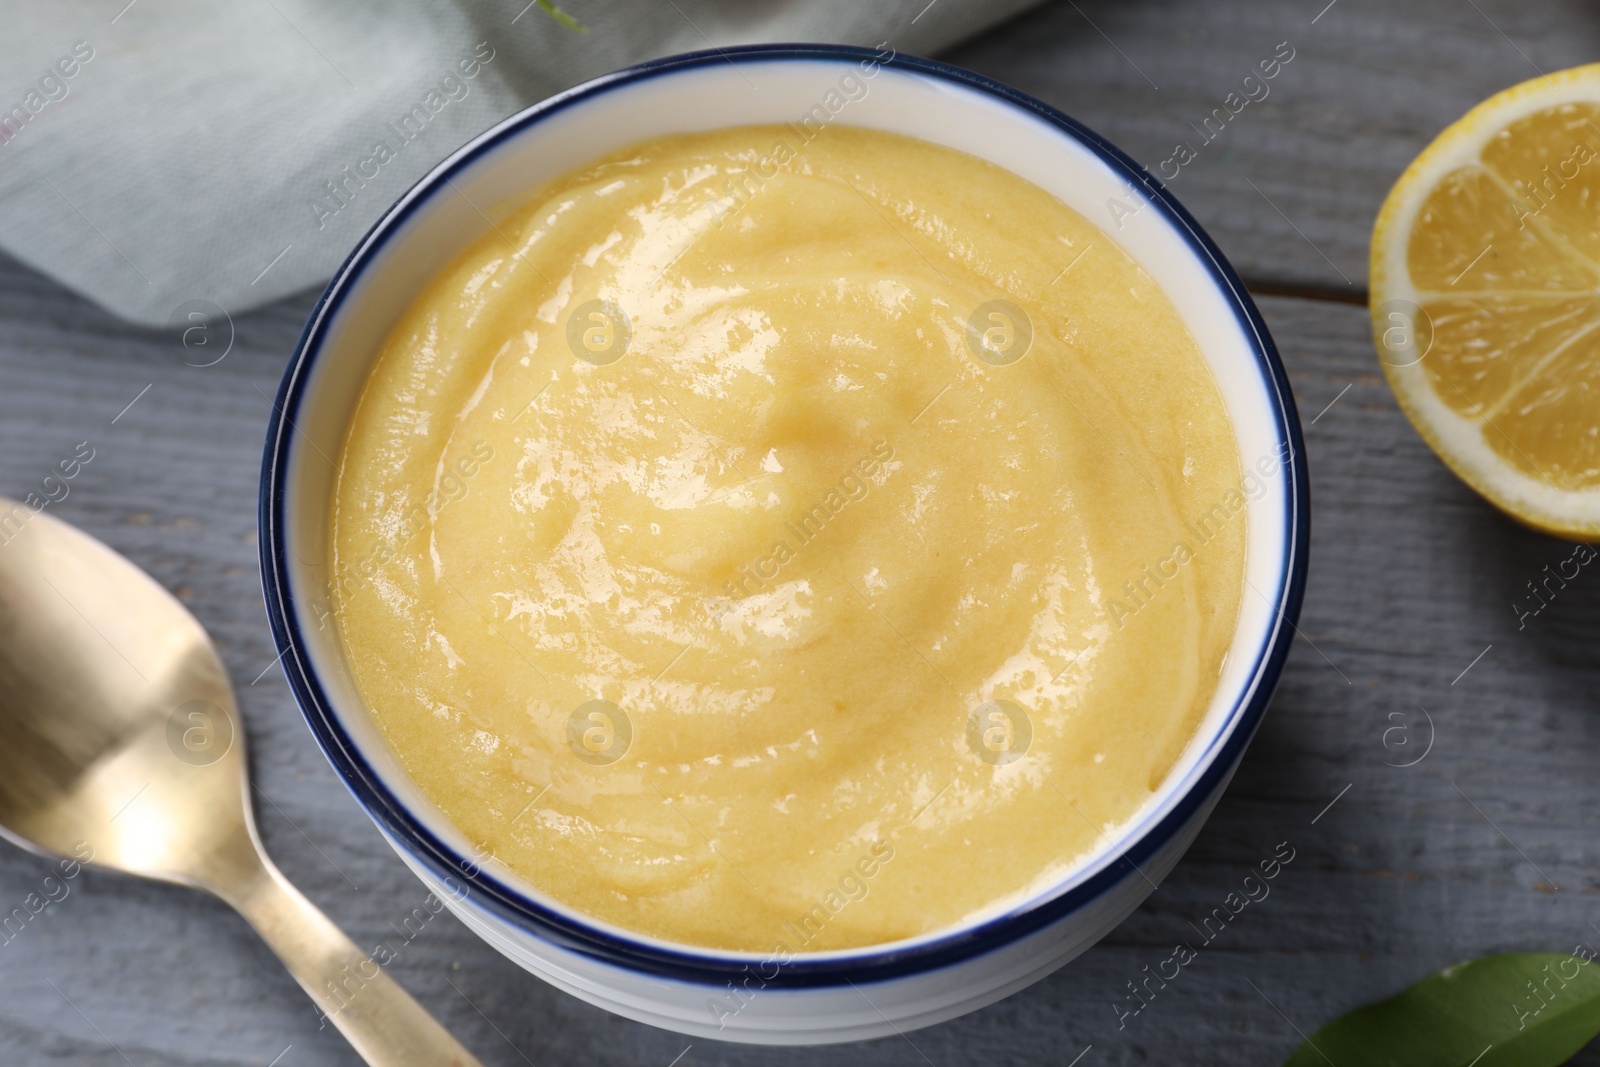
[330,125,1246,952]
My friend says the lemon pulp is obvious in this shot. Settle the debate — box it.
[1373,67,1600,534]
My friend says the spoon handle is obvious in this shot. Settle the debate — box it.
[230,856,483,1067]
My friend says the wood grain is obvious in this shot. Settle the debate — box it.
[3,2,1600,1064]
[947,0,1600,297]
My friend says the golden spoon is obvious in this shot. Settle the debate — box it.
[0,499,481,1066]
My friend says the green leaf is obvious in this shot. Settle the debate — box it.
[535,0,586,31]
[1284,952,1600,1067]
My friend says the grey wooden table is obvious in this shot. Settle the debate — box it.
[4,1,1600,1064]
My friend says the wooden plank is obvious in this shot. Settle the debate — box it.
[945,0,1600,296]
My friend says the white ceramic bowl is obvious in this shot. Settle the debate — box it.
[260,44,1308,1046]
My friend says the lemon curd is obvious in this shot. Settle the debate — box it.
[330,125,1246,953]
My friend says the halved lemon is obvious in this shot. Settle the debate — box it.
[1371,64,1600,540]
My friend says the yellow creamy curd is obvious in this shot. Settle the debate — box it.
[330,125,1246,953]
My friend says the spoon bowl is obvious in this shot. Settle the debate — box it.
[0,498,481,1067]
[0,496,250,885]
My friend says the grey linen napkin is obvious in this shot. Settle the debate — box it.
[0,0,1039,327]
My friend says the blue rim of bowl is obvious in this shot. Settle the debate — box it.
[261,42,1309,990]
